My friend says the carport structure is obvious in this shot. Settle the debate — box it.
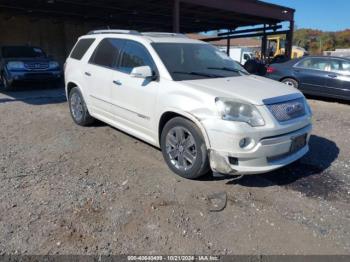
[0,0,294,62]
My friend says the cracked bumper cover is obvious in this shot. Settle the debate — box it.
[205,120,312,175]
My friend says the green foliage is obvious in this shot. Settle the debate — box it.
[293,29,350,55]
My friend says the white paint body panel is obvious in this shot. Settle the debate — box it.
[65,32,312,175]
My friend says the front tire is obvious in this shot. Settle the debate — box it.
[281,78,299,89]
[68,87,95,126]
[1,73,13,91]
[161,117,210,179]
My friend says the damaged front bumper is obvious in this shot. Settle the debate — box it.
[207,124,312,175]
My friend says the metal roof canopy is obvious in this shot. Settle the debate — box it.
[0,0,295,58]
[0,0,294,33]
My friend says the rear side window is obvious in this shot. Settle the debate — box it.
[90,38,124,68]
[70,38,95,60]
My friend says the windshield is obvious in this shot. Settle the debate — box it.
[151,43,248,81]
[2,46,46,58]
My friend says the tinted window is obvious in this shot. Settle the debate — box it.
[297,58,330,71]
[152,43,248,81]
[90,38,124,68]
[70,39,95,60]
[119,41,156,74]
[2,46,46,58]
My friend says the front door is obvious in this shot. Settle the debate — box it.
[110,40,159,139]
[326,58,350,98]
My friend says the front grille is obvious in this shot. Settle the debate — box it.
[24,62,49,71]
[267,97,306,122]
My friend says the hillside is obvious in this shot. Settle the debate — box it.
[294,29,350,54]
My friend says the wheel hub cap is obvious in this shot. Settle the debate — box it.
[165,127,197,171]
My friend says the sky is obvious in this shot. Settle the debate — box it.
[264,0,350,31]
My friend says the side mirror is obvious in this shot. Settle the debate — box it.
[130,66,153,78]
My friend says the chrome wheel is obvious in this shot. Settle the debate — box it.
[282,79,297,88]
[70,92,84,121]
[165,127,197,171]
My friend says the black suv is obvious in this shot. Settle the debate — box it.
[0,46,62,90]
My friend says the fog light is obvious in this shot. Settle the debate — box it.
[239,138,248,148]
[239,137,254,149]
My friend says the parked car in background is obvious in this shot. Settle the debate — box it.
[0,46,62,90]
[266,56,350,100]
[65,30,312,179]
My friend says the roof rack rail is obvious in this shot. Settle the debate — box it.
[87,29,141,35]
[142,32,188,38]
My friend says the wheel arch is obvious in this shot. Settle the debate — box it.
[157,109,211,149]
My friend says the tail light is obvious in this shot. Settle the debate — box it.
[267,66,276,74]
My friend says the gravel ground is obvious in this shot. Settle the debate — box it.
[0,86,349,255]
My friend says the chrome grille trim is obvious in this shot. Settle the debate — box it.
[267,97,306,122]
[24,62,49,70]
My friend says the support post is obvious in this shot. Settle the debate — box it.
[286,20,294,59]
[173,0,180,33]
[261,24,267,61]
[226,29,231,56]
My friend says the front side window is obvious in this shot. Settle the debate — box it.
[324,59,350,75]
[297,58,330,71]
[341,61,350,74]
[119,41,156,74]
[90,38,124,68]
[151,43,248,81]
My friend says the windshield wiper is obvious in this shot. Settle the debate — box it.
[207,67,248,75]
[172,71,221,78]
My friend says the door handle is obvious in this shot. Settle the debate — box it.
[327,74,337,78]
[113,80,122,86]
[85,72,91,77]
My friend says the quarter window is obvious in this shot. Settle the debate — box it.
[119,41,155,74]
[70,38,95,60]
[90,38,124,68]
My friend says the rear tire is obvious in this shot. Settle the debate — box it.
[68,87,95,126]
[160,117,210,179]
[281,78,299,89]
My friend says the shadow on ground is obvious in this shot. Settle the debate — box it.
[0,82,66,105]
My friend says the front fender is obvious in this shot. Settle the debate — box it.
[157,107,212,149]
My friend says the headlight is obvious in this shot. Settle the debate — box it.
[215,97,265,127]
[7,61,25,70]
[49,61,59,69]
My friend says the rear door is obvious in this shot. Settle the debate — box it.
[326,58,350,98]
[293,57,330,94]
[84,38,124,118]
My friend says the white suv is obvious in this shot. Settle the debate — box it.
[65,30,312,179]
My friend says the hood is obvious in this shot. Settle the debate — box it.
[3,57,51,63]
[181,75,302,105]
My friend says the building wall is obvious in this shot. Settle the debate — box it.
[0,13,98,64]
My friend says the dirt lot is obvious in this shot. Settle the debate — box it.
[0,86,350,255]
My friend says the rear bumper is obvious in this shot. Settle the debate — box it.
[7,70,62,82]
